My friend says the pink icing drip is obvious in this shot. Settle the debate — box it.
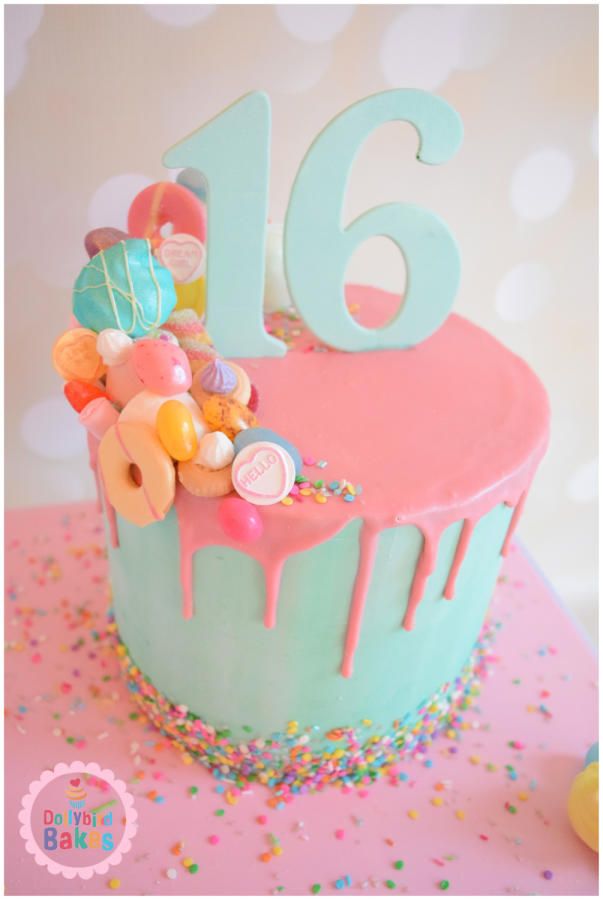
[264,558,285,629]
[501,490,528,557]
[402,527,442,632]
[341,522,379,678]
[88,433,119,548]
[443,519,475,600]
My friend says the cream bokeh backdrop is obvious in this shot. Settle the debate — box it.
[5,5,598,637]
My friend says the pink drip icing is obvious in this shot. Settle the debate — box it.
[443,519,475,600]
[264,558,285,629]
[88,433,119,548]
[402,528,441,632]
[501,490,528,557]
[341,522,379,678]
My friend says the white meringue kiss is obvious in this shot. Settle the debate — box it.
[97,328,133,366]
[194,431,235,470]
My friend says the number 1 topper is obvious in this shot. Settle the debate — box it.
[164,89,463,357]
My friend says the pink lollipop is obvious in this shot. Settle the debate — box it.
[131,338,192,396]
[127,182,206,249]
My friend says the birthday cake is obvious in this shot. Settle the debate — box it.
[51,90,549,797]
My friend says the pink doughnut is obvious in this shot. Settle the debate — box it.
[99,421,176,527]
[127,182,206,249]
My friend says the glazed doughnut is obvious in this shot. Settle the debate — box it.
[127,182,206,249]
[99,421,176,527]
[178,459,233,498]
[191,360,252,408]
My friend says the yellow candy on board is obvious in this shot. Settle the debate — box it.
[175,276,206,318]
[156,400,199,461]
[568,762,599,852]
[202,395,258,441]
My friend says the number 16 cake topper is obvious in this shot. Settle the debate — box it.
[164,89,463,358]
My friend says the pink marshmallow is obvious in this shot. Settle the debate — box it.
[79,397,119,440]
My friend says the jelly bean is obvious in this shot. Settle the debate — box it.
[128,181,206,248]
[195,432,234,470]
[132,339,192,396]
[79,396,119,440]
[52,328,107,382]
[120,389,208,441]
[64,381,108,413]
[202,395,258,441]
[234,427,302,475]
[156,400,199,461]
[568,762,598,852]
[73,238,176,337]
[97,329,134,366]
[84,227,129,259]
[156,233,206,284]
[218,497,264,543]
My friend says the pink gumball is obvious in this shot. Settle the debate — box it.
[218,497,264,543]
[131,339,192,396]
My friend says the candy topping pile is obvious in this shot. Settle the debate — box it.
[52,181,314,537]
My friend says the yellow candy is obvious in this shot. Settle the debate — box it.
[175,276,206,317]
[568,762,598,852]
[156,400,199,461]
[202,395,258,441]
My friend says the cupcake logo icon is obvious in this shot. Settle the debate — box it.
[18,761,137,879]
[65,778,87,810]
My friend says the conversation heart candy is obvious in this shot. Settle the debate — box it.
[156,399,199,461]
[131,338,192,396]
[52,328,107,382]
[84,227,129,259]
[231,441,296,506]
[156,233,206,284]
[73,238,176,337]
[234,427,302,475]
[202,395,257,441]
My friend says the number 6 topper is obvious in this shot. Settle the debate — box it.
[285,89,463,352]
[163,89,463,357]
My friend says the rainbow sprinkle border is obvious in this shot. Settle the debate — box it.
[109,618,499,798]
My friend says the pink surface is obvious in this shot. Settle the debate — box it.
[5,502,597,896]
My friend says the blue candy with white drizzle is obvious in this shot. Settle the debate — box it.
[73,238,176,337]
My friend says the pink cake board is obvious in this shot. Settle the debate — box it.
[5,502,598,896]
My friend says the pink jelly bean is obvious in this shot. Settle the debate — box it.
[131,339,192,396]
[79,396,119,440]
[105,358,145,409]
[218,497,264,543]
